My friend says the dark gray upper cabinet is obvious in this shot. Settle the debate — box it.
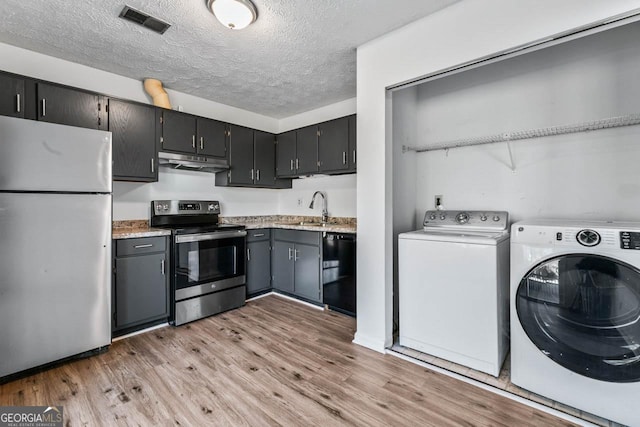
[276,115,356,178]
[276,130,296,177]
[296,125,319,175]
[37,83,105,130]
[0,73,25,118]
[318,116,349,173]
[161,109,197,153]
[196,117,227,158]
[227,124,255,185]
[348,114,357,172]
[162,110,228,157]
[254,130,277,186]
[217,128,291,189]
[108,99,157,182]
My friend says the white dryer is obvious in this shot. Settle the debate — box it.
[511,220,640,427]
[399,210,510,377]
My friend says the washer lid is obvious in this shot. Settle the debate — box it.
[399,229,509,245]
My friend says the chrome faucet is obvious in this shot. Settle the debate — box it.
[309,191,329,223]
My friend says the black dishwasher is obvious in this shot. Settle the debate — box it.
[322,233,356,317]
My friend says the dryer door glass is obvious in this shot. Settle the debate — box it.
[517,254,640,382]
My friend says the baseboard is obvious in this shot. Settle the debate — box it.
[112,322,169,342]
[271,292,324,310]
[352,331,387,354]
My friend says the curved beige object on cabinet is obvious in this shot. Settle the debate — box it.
[143,78,171,109]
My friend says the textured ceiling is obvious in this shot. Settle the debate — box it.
[0,0,458,118]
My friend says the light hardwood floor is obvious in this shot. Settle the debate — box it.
[0,295,576,426]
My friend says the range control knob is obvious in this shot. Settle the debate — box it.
[480,215,487,221]
[455,212,470,224]
[429,214,436,220]
[440,214,446,220]
[493,215,501,222]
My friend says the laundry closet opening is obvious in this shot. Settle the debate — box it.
[389,14,640,423]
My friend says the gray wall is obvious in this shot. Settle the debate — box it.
[410,20,640,223]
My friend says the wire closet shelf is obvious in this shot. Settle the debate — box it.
[403,113,640,153]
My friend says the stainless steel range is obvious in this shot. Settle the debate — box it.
[150,200,247,325]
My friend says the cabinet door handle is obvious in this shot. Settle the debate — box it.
[342,151,347,165]
[253,233,265,237]
[251,169,254,181]
[200,136,204,150]
[16,94,20,113]
[161,259,165,275]
[134,244,153,249]
[353,150,356,164]
[41,99,46,117]
[295,158,299,170]
[288,248,293,260]
[247,248,251,261]
[290,159,294,171]
[256,169,260,181]
[151,158,155,173]
[294,249,300,261]
[192,135,196,149]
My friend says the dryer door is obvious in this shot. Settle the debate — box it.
[516,254,640,382]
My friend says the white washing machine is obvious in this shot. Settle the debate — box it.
[511,220,640,427]
[398,210,510,376]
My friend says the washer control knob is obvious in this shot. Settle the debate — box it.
[480,215,487,221]
[440,214,446,220]
[429,214,436,220]
[455,212,470,224]
[577,229,601,247]
[493,215,500,222]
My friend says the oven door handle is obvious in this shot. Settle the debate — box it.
[175,230,247,243]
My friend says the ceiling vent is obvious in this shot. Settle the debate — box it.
[119,5,171,34]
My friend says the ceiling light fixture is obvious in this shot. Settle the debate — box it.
[206,0,257,30]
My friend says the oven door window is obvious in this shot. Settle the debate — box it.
[516,254,640,382]
[175,236,245,289]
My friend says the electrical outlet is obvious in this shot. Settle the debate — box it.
[435,195,443,209]
[297,197,303,207]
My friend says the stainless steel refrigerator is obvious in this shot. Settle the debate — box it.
[0,116,112,380]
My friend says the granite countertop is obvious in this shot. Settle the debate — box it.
[113,216,356,239]
[112,220,172,239]
[221,215,357,234]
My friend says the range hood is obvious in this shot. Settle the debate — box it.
[158,151,229,173]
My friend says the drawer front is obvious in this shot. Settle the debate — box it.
[273,229,320,246]
[116,236,166,256]
[247,228,271,242]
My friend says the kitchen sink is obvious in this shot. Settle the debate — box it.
[276,221,338,227]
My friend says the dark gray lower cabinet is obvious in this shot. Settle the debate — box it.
[293,243,321,301]
[246,229,272,296]
[272,240,295,294]
[272,230,321,303]
[113,237,170,336]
